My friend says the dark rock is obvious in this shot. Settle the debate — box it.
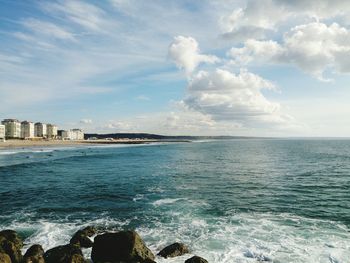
[44,244,85,263]
[0,253,11,263]
[0,230,23,263]
[23,244,45,263]
[157,242,189,258]
[70,226,96,248]
[91,230,155,263]
[185,256,208,263]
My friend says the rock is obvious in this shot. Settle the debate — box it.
[0,253,11,263]
[0,230,23,263]
[0,230,23,248]
[23,244,45,263]
[70,226,96,248]
[44,244,85,263]
[185,256,208,263]
[91,230,155,263]
[158,242,189,258]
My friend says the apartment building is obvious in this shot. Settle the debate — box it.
[34,122,47,138]
[47,124,58,139]
[21,121,35,139]
[2,119,21,138]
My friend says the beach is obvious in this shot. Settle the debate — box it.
[0,139,162,149]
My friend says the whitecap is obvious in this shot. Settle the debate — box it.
[152,198,186,206]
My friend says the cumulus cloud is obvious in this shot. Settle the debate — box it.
[228,22,350,79]
[220,0,350,43]
[183,68,291,126]
[168,36,219,75]
[276,0,350,20]
[220,0,289,42]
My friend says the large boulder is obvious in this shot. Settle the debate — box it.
[23,244,45,263]
[0,230,24,263]
[70,226,96,248]
[0,253,11,263]
[157,242,189,258]
[91,230,155,263]
[44,244,85,263]
[185,256,208,263]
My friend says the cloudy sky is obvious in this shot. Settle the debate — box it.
[1,0,350,136]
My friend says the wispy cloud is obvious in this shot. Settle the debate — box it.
[21,18,76,41]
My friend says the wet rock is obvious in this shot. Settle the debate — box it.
[91,230,155,263]
[44,244,85,263]
[23,244,45,263]
[70,226,96,248]
[185,256,208,263]
[0,230,23,263]
[0,253,11,263]
[158,242,189,258]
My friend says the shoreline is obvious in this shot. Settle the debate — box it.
[0,139,189,149]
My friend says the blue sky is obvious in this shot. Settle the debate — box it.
[1,0,350,136]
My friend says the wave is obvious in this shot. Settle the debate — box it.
[1,211,349,263]
[0,151,18,155]
[152,198,186,207]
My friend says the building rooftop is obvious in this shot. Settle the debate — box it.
[3,119,20,122]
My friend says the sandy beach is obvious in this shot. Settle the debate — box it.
[0,139,161,149]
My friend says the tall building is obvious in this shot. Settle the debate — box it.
[71,129,84,140]
[47,124,58,139]
[59,130,71,140]
[21,121,34,139]
[0,124,5,141]
[34,122,47,138]
[59,129,84,140]
[2,119,21,139]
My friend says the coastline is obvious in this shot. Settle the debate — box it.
[0,139,191,149]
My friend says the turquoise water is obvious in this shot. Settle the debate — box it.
[0,140,350,262]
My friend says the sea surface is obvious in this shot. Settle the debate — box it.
[0,139,350,263]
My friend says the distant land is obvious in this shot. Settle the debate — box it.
[84,133,263,140]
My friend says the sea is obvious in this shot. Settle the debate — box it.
[0,139,350,263]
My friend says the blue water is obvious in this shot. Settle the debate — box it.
[0,140,350,262]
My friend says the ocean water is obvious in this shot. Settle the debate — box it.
[0,139,350,263]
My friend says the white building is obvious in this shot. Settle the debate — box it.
[60,129,84,140]
[0,124,5,141]
[21,121,34,139]
[71,129,84,140]
[60,130,71,140]
[2,119,21,139]
[47,124,58,139]
[34,122,47,138]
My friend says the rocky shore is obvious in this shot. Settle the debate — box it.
[0,227,208,263]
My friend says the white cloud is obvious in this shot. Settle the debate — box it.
[22,18,76,41]
[220,0,289,42]
[80,119,93,124]
[220,0,350,43]
[228,22,350,79]
[168,36,219,75]
[135,95,150,101]
[183,68,291,126]
[40,0,108,32]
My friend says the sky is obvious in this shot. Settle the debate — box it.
[1,0,350,136]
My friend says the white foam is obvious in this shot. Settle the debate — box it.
[0,151,18,155]
[133,194,145,202]
[152,198,186,206]
[4,212,350,263]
